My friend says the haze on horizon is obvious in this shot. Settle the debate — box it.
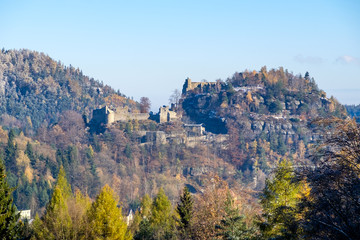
[0,0,359,110]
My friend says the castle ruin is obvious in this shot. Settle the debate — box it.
[91,106,149,126]
[91,105,179,127]
[182,77,222,94]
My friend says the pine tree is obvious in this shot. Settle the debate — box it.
[87,184,131,240]
[177,187,193,239]
[5,129,18,173]
[0,158,20,240]
[259,159,302,239]
[25,141,36,167]
[216,192,255,240]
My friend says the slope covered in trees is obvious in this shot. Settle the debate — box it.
[0,49,357,240]
[345,104,360,123]
[181,67,347,186]
[0,49,137,132]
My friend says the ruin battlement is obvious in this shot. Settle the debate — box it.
[182,77,222,94]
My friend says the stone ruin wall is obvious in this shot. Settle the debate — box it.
[113,112,149,122]
[182,77,220,94]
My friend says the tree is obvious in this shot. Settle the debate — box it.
[191,176,229,240]
[216,192,255,240]
[169,89,181,108]
[132,194,152,238]
[5,129,18,173]
[134,189,177,240]
[177,187,193,239]
[42,187,72,239]
[140,97,151,113]
[0,157,20,239]
[150,188,177,239]
[32,166,73,240]
[55,165,72,200]
[87,184,131,240]
[25,141,36,167]
[300,118,360,239]
[268,100,282,114]
[259,159,302,239]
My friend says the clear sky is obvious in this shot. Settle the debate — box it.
[1,0,359,110]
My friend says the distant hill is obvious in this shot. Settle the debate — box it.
[0,49,137,132]
[181,67,347,178]
[0,51,350,220]
[345,104,360,123]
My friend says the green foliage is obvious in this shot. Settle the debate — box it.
[0,158,20,240]
[260,159,302,239]
[176,187,193,239]
[32,167,73,239]
[87,184,132,240]
[25,142,36,167]
[345,104,360,123]
[44,187,72,239]
[216,192,255,240]
[150,188,177,239]
[5,129,18,173]
[55,165,72,200]
[268,100,282,114]
[135,189,177,240]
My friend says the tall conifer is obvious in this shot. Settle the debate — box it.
[0,158,19,239]
[177,186,193,239]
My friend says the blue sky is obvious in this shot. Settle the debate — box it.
[1,0,359,110]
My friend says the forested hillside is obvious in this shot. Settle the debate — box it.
[345,104,360,123]
[181,68,347,185]
[0,49,137,132]
[0,49,358,239]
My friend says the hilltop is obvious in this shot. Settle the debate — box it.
[0,49,137,132]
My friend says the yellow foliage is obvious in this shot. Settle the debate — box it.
[26,116,33,128]
[246,91,253,103]
[16,151,30,167]
[220,101,228,108]
[0,127,8,143]
[45,168,56,188]
[24,165,34,183]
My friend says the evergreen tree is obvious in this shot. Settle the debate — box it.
[87,184,131,240]
[177,187,193,239]
[5,129,18,173]
[259,159,302,239]
[0,158,20,240]
[216,192,255,240]
[25,141,36,167]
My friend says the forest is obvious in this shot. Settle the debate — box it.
[0,49,359,239]
[2,118,359,239]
